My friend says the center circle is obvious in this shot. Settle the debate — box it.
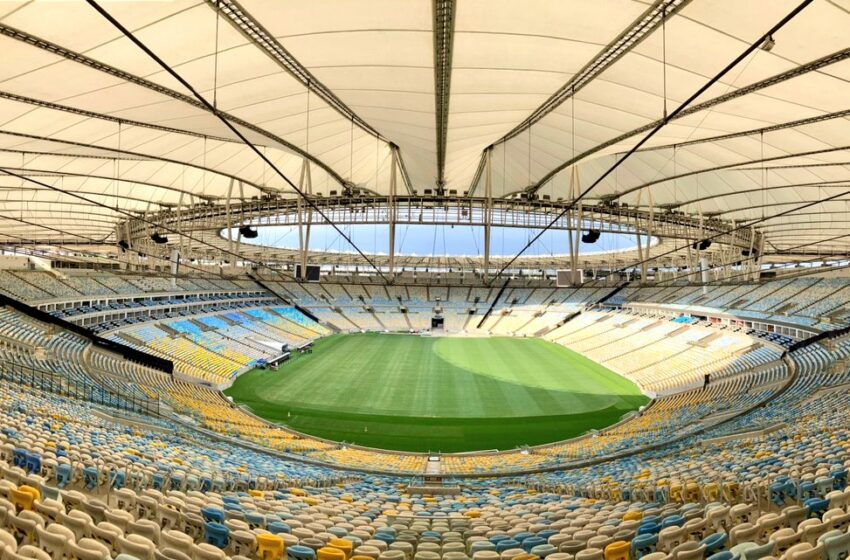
[225,333,648,453]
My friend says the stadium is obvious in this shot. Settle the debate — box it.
[0,1,848,560]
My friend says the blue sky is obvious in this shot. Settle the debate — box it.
[228,224,647,257]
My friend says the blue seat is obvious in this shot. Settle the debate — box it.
[287,545,317,560]
[701,533,727,555]
[201,507,225,523]
[707,551,737,560]
[661,515,685,529]
[373,533,395,544]
[800,481,817,501]
[244,511,265,529]
[496,539,520,553]
[83,467,99,490]
[110,471,125,489]
[490,535,511,544]
[805,497,829,518]
[638,522,660,535]
[203,522,229,549]
[12,448,27,469]
[25,453,41,475]
[266,521,292,535]
[831,468,847,489]
[522,537,546,552]
[56,463,72,488]
[632,533,658,559]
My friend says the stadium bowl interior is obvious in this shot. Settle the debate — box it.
[0,3,849,560]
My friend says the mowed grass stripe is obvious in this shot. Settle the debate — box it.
[225,333,648,452]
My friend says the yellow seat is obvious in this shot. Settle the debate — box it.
[604,541,630,560]
[12,486,39,512]
[329,538,353,560]
[623,511,643,522]
[318,547,347,560]
[256,533,285,560]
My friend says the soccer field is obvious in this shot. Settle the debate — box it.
[225,333,648,452]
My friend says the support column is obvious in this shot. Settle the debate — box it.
[226,179,235,256]
[745,226,757,281]
[388,149,398,279]
[753,232,765,282]
[297,159,313,280]
[567,167,582,285]
[700,256,711,288]
[170,248,180,289]
[644,188,654,283]
[483,148,492,279]
[234,181,245,262]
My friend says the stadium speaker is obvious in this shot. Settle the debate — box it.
[581,229,601,244]
[239,225,259,239]
[692,239,712,250]
[150,233,168,244]
[117,240,129,252]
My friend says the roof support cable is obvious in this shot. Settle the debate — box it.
[85,0,390,284]
[0,167,301,282]
[114,121,122,213]
[213,0,221,109]
[662,5,668,120]
[527,126,532,188]
[673,144,677,206]
[597,182,850,286]
[485,0,813,285]
[761,131,767,221]
[350,115,355,187]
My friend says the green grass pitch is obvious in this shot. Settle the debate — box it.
[225,333,648,453]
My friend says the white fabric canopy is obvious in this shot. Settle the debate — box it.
[0,0,848,256]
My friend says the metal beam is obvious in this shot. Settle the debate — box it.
[209,0,381,140]
[530,46,850,192]
[0,23,348,187]
[0,129,269,195]
[635,108,850,156]
[502,0,688,146]
[668,181,850,209]
[467,0,692,191]
[613,145,850,200]
[433,0,456,191]
[87,0,389,282]
[0,167,224,203]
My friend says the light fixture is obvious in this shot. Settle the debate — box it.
[239,225,259,239]
[581,229,601,244]
[761,34,775,52]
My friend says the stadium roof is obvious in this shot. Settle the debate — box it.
[0,0,848,260]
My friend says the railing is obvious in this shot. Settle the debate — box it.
[0,360,160,417]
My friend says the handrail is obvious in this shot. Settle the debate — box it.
[0,359,160,417]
